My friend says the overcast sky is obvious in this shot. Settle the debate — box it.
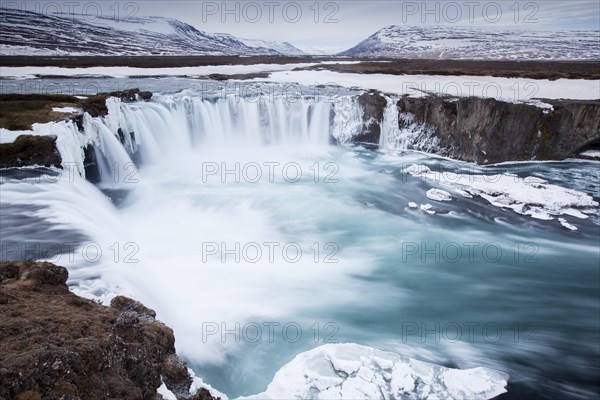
[5,1,600,51]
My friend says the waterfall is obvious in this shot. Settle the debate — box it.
[379,96,441,152]
[14,91,440,185]
[379,96,403,149]
[330,96,364,143]
[109,94,333,153]
[82,112,134,186]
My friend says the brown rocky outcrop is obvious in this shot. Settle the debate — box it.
[0,261,216,400]
[81,89,152,118]
[0,135,62,168]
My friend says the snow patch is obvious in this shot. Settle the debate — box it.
[187,368,228,400]
[52,106,80,113]
[157,383,177,400]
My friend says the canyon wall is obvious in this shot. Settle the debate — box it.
[396,96,600,164]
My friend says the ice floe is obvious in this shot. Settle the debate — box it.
[239,343,508,400]
[558,218,578,231]
[420,204,436,215]
[404,164,599,220]
[426,188,453,202]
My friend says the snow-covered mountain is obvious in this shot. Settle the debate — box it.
[339,25,600,60]
[0,8,305,56]
[237,38,305,56]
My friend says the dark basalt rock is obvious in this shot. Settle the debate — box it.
[139,91,153,101]
[355,90,388,144]
[0,135,62,168]
[82,144,101,184]
[72,113,85,132]
[537,99,600,160]
[0,261,218,400]
[118,127,126,143]
[109,88,153,103]
[395,95,600,164]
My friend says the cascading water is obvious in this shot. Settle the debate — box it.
[330,95,364,143]
[1,89,599,399]
[379,96,441,152]
[110,94,334,154]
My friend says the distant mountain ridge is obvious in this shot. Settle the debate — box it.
[339,25,600,60]
[3,9,598,60]
[0,8,305,56]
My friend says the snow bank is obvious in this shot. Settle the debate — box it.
[239,343,508,400]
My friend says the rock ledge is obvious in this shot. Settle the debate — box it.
[0,261,216,400]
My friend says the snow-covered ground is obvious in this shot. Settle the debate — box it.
[0,63,317,79]
[263,70,600,103]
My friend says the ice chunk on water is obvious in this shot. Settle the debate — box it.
[420,204,436,214]
[426,188,453,202]
[404,164,599,220]
[239,343,508,400]
[558,218,578,231]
